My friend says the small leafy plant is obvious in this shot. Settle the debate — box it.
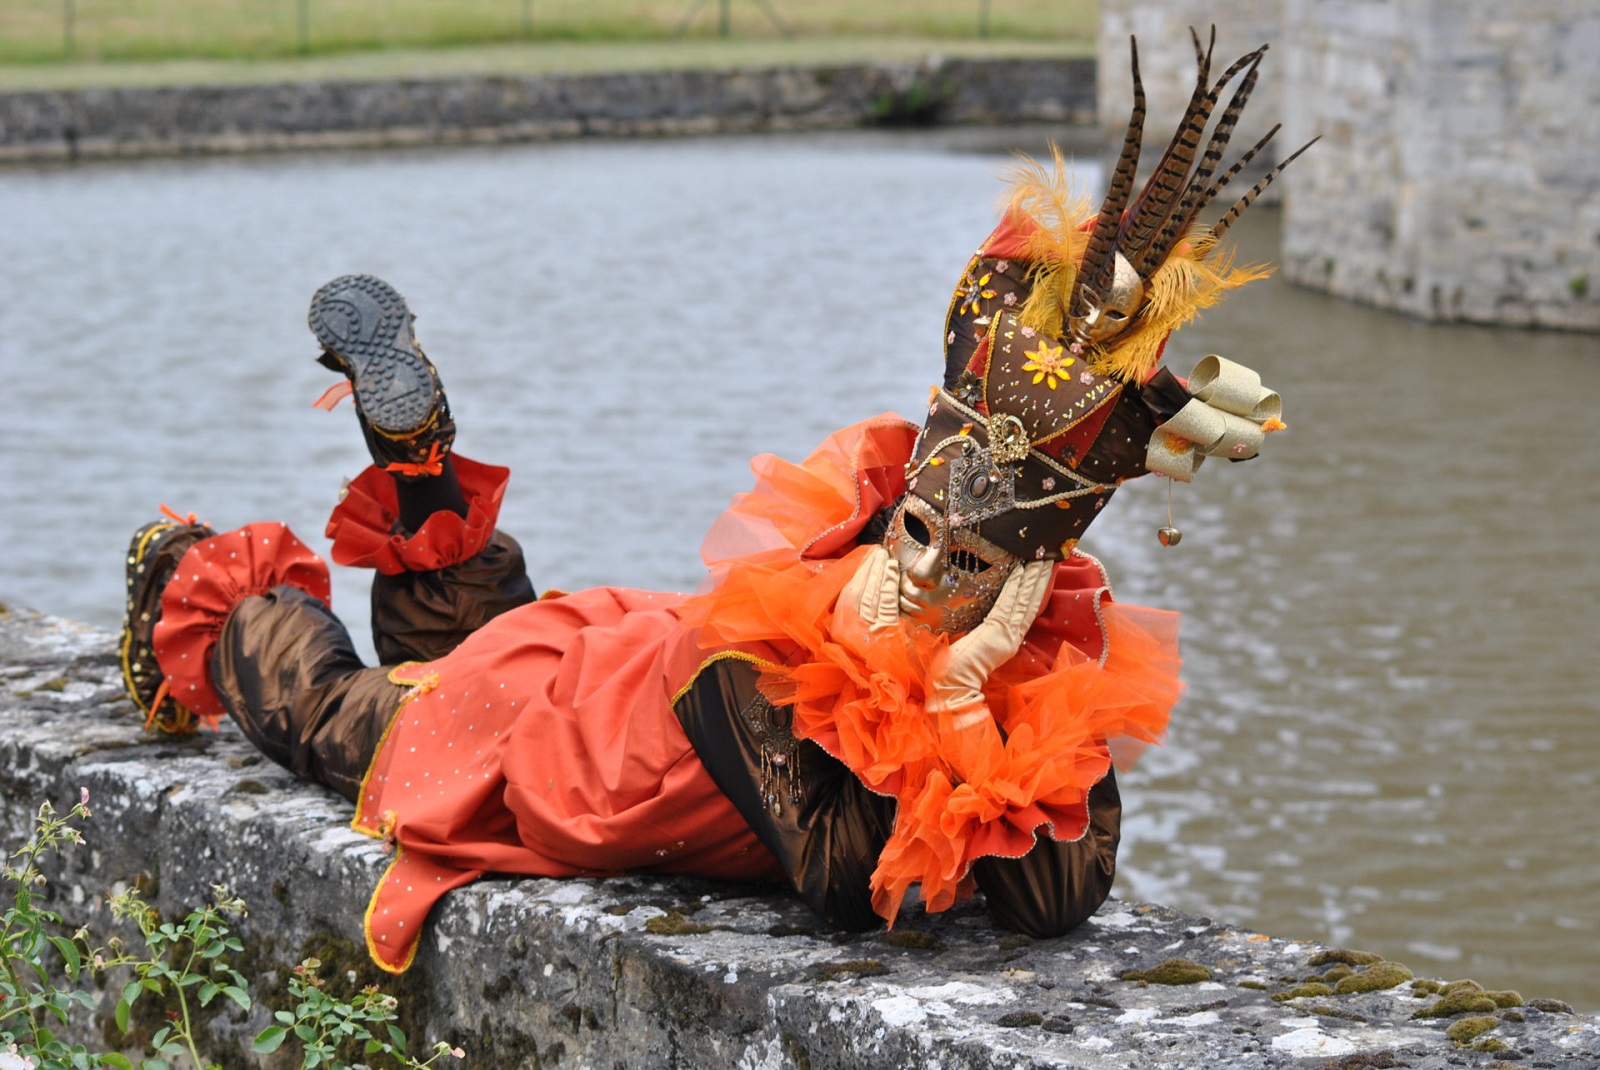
[0,792,104,1069]
[251,959,461,1069]
[0,791,464,1070]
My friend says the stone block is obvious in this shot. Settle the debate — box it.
[3,604,1599,1067]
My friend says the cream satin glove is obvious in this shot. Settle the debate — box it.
[929,560,1055,730]
[840,545,901,632]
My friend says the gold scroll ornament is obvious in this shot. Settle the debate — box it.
[1144,355,1283,482]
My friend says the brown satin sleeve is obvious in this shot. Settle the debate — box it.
[970,769,1121,937]
[673,658,895,931]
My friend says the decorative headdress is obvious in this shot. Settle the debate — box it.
[907,28,1314,563]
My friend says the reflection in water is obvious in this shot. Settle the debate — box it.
[2,130,1596,1009]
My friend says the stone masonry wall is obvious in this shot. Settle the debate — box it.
[1108,0,1600,331]
[0,57,1093,164]
[4,605,1600,1067]
[1098,0,1284,161]
[1281,0,1600,329]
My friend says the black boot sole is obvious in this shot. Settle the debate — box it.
[307,274,439,437]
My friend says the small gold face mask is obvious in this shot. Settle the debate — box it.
[1069,252,1147,346]
[884,495,1020,634]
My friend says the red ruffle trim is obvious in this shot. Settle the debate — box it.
[151,522,332,728]
[325,454,509,575]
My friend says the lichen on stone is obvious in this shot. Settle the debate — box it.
[1121,958,1212,985]
[1444,1015,1499,1045]
[1334,962,1413,994]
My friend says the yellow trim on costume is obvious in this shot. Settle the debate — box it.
[362,846,420,975]
[349,663,435,836]
[669,650,779,709]
[941,251,982,370]
[119,521,177,713]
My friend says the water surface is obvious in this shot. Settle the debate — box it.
[3,130,1596,1009]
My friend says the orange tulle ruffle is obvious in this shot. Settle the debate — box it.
[681,416,1183,926]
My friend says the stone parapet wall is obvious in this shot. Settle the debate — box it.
[1282,0,1600,330]
[1107,0,1600,332]
[3,604,1599,1067]
[1097,0,1285,162]
[0,57,1093,164]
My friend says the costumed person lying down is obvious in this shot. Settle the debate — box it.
[118,31,1309,973]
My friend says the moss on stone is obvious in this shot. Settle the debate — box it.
[1410,979,1445,996]
[997,1011,1043,1028]
[231,779,269,795]
[779,1031,813,1070]
[1413,982,1500,1019]
[997,934,1034,953]
[817,959,890,982]
[882,930,947,952]
[1122,958,1212,985]
[1307,948,1382,968]
[1315,963,1355,983]
[1472,1038,1510,1053]
[36,677,69,692]
[1486,989,1523,1008]
[1237,980,1268,991]
[1528,998,1574,1014]
[767,923,818,938]
[1308,1003,1368,1023]
[1444,1016,1499,1045]
[1335,962,1413,994]
[1272,983,1334,1002]
[645,910,712,936]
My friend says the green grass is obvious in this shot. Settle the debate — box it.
[0,36,1094,91]
[0,1,1096,70]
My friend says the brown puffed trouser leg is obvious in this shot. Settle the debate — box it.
[971,770,1121,938]
[673,658,898,931]
[210,531,536,802]
[675,656,1120,938]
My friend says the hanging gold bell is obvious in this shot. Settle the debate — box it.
[1157,526,1182,547]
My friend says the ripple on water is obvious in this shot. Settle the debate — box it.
[3,130,1597,1010]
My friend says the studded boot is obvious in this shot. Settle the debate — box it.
[119,514,216,735]
[307,274,456,478]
